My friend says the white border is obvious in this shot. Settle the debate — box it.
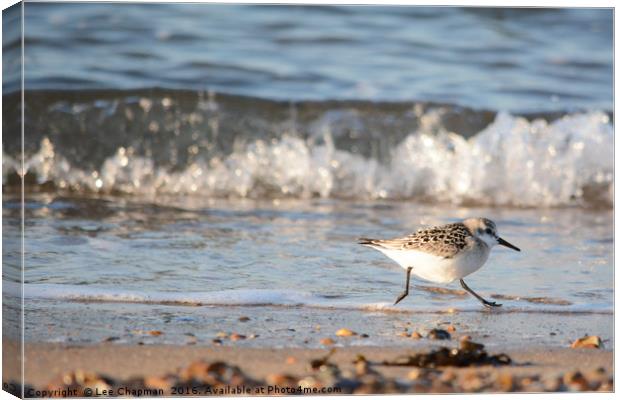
[0,2,615,400]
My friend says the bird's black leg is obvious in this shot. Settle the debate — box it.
[460,279,501,308]
[394,267,413,305]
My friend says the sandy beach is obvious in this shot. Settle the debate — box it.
[4,337,612,395]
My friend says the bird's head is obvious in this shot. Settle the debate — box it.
[463,217,520,252]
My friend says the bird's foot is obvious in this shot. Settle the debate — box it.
[482,300,502,308]
[394,292,408,305]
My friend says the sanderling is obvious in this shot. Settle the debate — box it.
[358,217,520,307]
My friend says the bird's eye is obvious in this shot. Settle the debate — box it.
[485,228,492,234]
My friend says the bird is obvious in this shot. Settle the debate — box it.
[358,217,520,307]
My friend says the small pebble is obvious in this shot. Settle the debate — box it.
[148,330,163,336]
[144,376,173,391]
[355,359,369,375]
[411,332,422,339]
[336,328,356,337]
[286,356,297,365]
[446,325,456,333]
[563,371,590,391]
[238,316,250,322]
[439,370,456,382]
[571,335,603,349]
[543,376,562,391]
[427,329,451,340]
[230,333,246,341]
[497,373,514,391]
[216,331,228,338]
[461,372,484,391]
[521,377,535,386]
[267,374,297,386]
[407,368,423,380]
[585,367,607,384]
[460,338,484,352]
[320,338,335,345]
[598,379,613,391]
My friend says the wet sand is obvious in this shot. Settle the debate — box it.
[5,338,612,394]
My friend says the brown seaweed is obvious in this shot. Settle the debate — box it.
[381,340,511,368]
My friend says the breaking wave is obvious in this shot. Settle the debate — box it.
[3,90,613,208]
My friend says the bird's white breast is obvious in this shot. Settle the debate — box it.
[376,246,490,284]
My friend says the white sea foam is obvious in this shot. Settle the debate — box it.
[9,281,319,306]
[7,282,611,315]
[5,111,612,207]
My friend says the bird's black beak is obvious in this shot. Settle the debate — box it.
[497,237,520,252]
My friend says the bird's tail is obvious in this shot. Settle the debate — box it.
[358,237,380,246]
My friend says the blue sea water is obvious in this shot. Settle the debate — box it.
[3,4,612,112]
[1,4,613,347]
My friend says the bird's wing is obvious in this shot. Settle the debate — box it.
[361,223,473,259]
